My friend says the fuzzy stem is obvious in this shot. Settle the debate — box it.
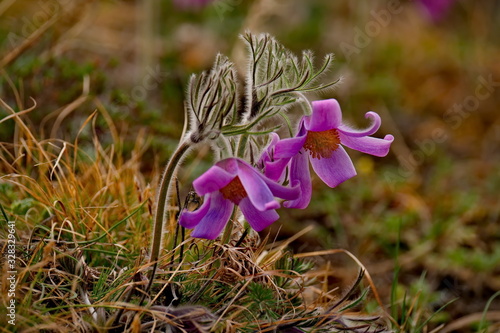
[236,133,249,159]
[150,141,191,265]
[296,92,312,115]
[221,206,238,244]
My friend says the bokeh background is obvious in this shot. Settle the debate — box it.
[1,0,499,330]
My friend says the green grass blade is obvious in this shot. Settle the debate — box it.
[78,202,145,245]
[478,290,500,332]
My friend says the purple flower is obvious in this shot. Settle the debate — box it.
[267,99,394,209]
[258,133,291,182]
[179,158,300,239]
[417,0,455,21]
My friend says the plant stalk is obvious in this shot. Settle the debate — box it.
[150,141,191,265]
[236,133,249,159]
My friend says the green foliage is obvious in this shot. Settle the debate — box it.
[10,197,36,215]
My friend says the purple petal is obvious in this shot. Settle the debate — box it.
[306,99,342,132]
[189,192,234,240]
[258,133,280,165]
[309,146,357,188]
[237,161,280,211]
[178,194,211,229]
[261,173,301,200]
[418,0,455,21]
[258,151,271,167]
[239,197,279,232]
[269,132,280,144]
[258,133,294,181]
[263,158,291,182]
[273,135,306,159]
[340,133,394,157]
[215,158,239,174]
[284,150,312,209]
[338,111,382,137]
[192,164,236,195]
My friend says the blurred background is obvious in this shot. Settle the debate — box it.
[1,0,499,329]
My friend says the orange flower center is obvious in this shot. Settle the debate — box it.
[220,177,248,204]
[303,128,341,159]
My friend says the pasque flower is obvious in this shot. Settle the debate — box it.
[258,133,291,182]
[266,99,394,209]
[179,158,300,239]
[417,0,455,21]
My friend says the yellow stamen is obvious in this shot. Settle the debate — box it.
[220,177,247,204]
[303,129,341,159]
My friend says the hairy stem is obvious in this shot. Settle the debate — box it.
[150,141,191,265]
[236,133,249,159]
[221,206,238,244]
[296,92,312,115]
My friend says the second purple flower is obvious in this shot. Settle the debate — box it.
[264,99,394,209]
[179,158,300,239]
